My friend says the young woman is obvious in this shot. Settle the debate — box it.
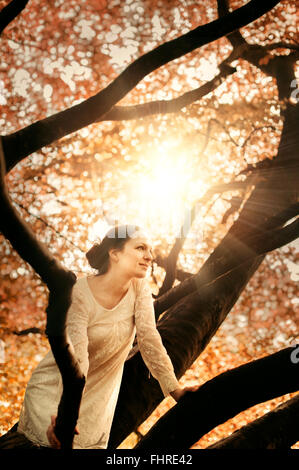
[11,225,194,449]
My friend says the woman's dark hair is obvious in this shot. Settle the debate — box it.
[86,224,141,275]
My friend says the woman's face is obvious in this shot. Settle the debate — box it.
[112,232,153,279]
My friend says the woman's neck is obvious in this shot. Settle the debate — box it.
[95,268,132,296]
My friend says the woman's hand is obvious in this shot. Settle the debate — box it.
[46,415,79,449]
[170,385,199,402]
[46,415,61,449]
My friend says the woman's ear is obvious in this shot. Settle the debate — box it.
[109,248,119,263]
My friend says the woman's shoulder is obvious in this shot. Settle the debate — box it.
[70,276,90,300]
[69,276,95,311]
[131,277,151,295]
[72,275,87,290]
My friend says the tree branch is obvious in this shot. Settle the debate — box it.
[217,0,247,49]
[157,205,197,297]
[13,327,44,336]
[0,0,30,35]
[2,0,281,172]
[208,393,299,449]
[97,64,236,122]
[259,216,299,252]
[264,42,299,51]
[218,0,299,99]
[135,346,299,448]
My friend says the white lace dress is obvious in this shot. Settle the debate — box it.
[17,276,179,449]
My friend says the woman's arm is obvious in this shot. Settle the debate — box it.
[65,281,90,377]
[170,385,199,402]
[134,279,181,397]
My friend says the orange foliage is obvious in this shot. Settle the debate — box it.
[0,0,298,449]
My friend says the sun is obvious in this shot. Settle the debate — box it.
[132,140,206,237]
[88,139,210,243]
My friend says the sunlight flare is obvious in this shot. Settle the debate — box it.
[132,140,203,236]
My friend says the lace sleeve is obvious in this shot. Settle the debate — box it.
[65,281,90,377]
[134,279,179,397]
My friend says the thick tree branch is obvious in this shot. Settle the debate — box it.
[258,202,299,231]
[2,0,281,172]
[0,137,84,449]
[208,393,299,449]
[217,0,247,48]
[258,216,299,251]
[135,347,299,448]
[0,0,29,35]
[154,212,298,317]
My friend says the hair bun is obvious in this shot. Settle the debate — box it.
[86,243,102,269]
